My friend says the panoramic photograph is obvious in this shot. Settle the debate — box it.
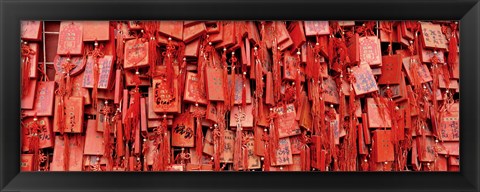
[19,20,460,172]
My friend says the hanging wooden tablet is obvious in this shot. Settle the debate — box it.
[184,72,208,104]
[372,130,394,163]
[359,36,382,66]
[82,21,110,42]
[159,21,184,41]
[304,21,330,36]
[84,119,105,155]
[124,39,149,69]
[420,22,448,50]
[23,81,55,117]
[21,21,42,41]
[57,21,83,55]
[171,113,195,148]
[21,117,54,152]
[351,64,379,96]
[274,104,301,138]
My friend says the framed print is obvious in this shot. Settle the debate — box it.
[1,0,479,192]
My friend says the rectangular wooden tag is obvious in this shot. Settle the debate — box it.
[171,113,195,147]
[57,21,83,55]
[124,39,149,69]
[23,81,55,117]
[359,36,382,66]
[274,104,301,138]
[21,21,42,41]
[83,119,105,155]
[304,21,330,36]
[82,21,110,41]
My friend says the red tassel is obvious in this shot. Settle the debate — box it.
[361,156,369,171]
[179,58,187,100]
[22,60,31,97]
[63,134,70,171]
[263,130,271,171]
[372,93,387,127]
[300,145,306,171]
[295,68,301,105]
[243,138,249,171]
[142,136,149,171]
[153,116,168,171]
[217,103,226,158]
[115,111,125,157]
[145,21,159,77]
[271,109,280,153]
[124,87,141,142]
[242,77,247,109]
[448,23,458,67]
[328,36,334,67]
[306,145,311,171]
[233,128,242,171]
[103,112,112,169]
[89,42,104,109]
[254,61,264,121]
[28,116,40,171]
[231,67,237,109]
[56,95,66,135]
[319,98,326,136]
[116,22,125,66]
[213,127,221,171]
[338,90,345,137]
[221,49,231,108]
[441,65,451,88]
[409,57,421,89]
[161,117,170,170]
[165,39,176,94]
[196,117,203,160]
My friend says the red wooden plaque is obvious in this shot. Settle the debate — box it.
[351,64,379,96]
[21,21,42,41]
[21,79,36,109]
[84,119,105,155]
[82,55,114,89]
[53,55,86,76]
[152,66,181,113]
[183,22,207,43]
[57,21,84,55]
[229,105,254,128]
[53,96,84,133]
[20,154,34,171]
[171,113,195,147]
[184,72,208,104]
[23,81,55,117]
[420,22,448,50]
[366,97,392,128]
[378,54,403,85]
[124,39,149,69]
[159,21,184,41]
[220,130,235,163]
[274,104,301,138]
[372,130,394,162]
[322,76,340,104]
[227,74,252,105]
[82,21,110,41]
[304,21,330,36]
[359,36,382,66]
[271,138,293,166]
[50,135,85,171]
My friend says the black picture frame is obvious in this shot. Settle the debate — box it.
[1,0,479,191]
